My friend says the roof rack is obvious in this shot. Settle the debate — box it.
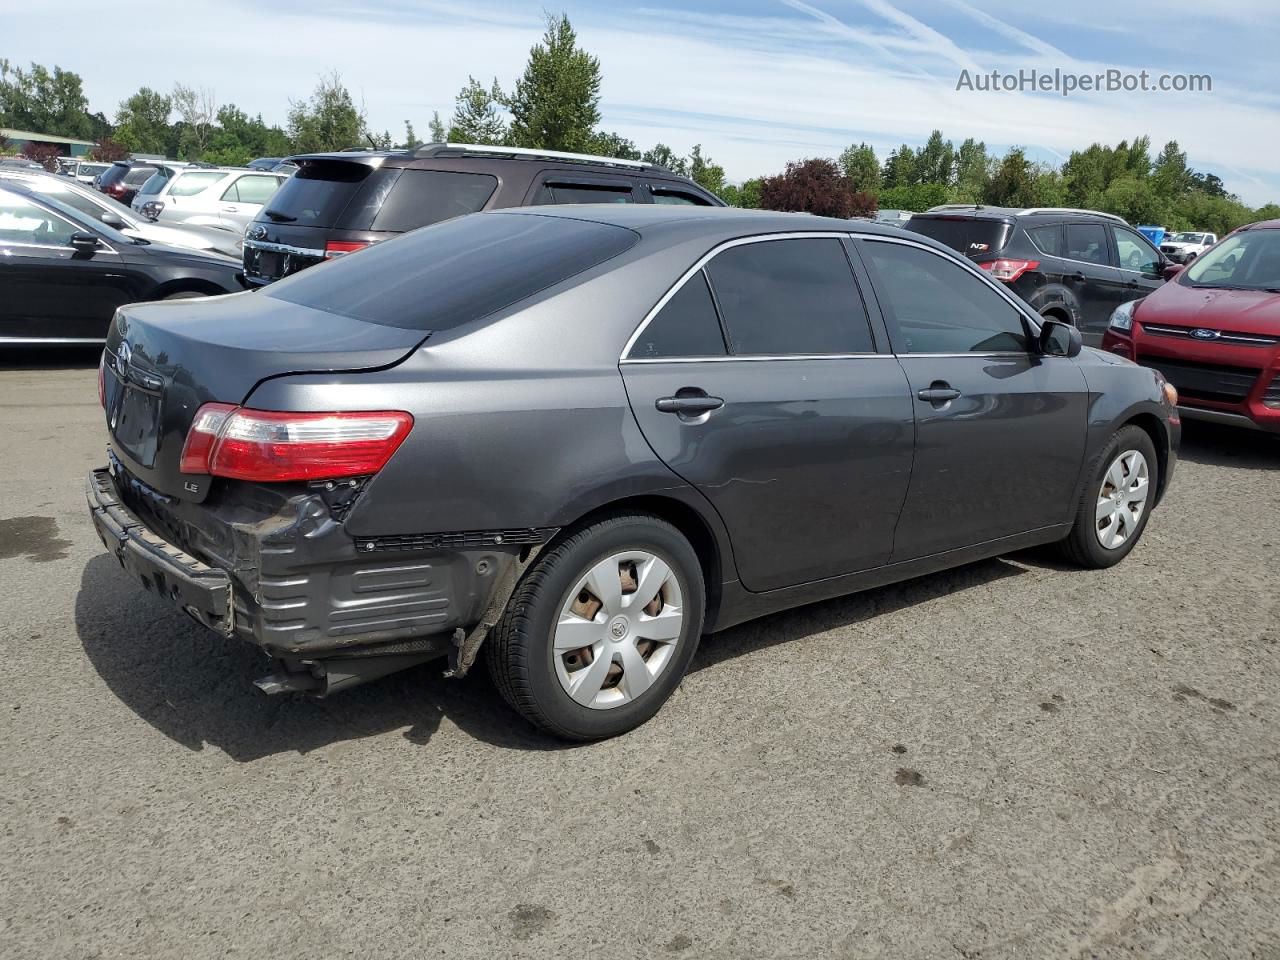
[1018,207,1127,224]
[411,142,661,171]
[926,203,987,212]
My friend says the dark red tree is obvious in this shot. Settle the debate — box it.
[89,137,130,162]
[20,141,63,171]
[759,158,875,219]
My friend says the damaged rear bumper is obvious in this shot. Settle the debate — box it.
[86,464,548,694]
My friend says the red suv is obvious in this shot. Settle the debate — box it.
[1102,219,1280,432]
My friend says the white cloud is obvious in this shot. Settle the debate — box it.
[5,0,1277,205]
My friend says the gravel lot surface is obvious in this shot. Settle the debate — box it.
[2,353,1278,960]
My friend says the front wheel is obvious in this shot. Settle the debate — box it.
[1057,425,1159,568]
[486,513,705,741]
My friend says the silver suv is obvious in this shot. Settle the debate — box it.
[133,167,287,232]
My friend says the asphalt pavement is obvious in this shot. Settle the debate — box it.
[2,352,1277,959]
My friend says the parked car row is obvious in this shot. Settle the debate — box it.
[0,176,246,345]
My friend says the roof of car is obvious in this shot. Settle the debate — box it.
[915,204,1128,224]
[489,203,940,244]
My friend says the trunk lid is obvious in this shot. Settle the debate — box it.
[906,214,1013,260]
[103,291,426,501]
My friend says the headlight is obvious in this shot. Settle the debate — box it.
[1109,299,1140,332]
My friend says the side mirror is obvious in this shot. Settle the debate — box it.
[99,211,125,228]
[1162,262,1184,280]
[1038,318,1082,358]
[69,231,101,254]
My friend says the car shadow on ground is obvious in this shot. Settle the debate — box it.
[1177,418,1279,470]
[76,552,1026,761]
[0,347,101,372]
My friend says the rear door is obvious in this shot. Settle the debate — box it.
[1063,221,1124,342]
[855,236,1088,560]
[621,234,915,592]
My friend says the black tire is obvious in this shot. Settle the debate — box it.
[1057,424,1159,568]
[486,513,705,741]
[162,290,206,300]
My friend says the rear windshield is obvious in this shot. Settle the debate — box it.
[97,164,131,187]
[266,212,639,330]
[263,159,391,228]
[137,170,173,196]
[263,162,497,231]
[124,166,159,185]
[907,216,1011,258]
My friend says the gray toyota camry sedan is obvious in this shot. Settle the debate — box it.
[88,206,1180,740]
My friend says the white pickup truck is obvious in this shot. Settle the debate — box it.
[1159,231,1217,263]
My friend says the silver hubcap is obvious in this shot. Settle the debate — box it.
[553,551,684,710]
[1095,449,1150,550]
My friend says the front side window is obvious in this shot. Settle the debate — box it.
[0,192,78,247]
[862,240,1029,354]
[167,172,227,197]
[1112,226,1161,275]
[1065,223,1108,265]
[627,271,726,359]
[705,237,874,355]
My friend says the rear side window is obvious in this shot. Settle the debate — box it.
[1026,224,1062,255]
[371,169,497,232]
[221,174,283,205]
[907,217,1011,258]
[651,188,711,206]
[861,241,1028,354]
[705,238,873,355]
[1065,223,1108,264]
[628,271,726,359]
[538,182,635,204]
[168,172,226,197]
[266,212,639,331]
[264,160,390,228]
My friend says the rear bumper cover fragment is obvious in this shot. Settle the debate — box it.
[87,468,235,636]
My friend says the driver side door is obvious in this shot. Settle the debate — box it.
[0,191,145,342]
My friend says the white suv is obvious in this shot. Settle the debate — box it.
[133,167,287,232]
[1159,231,1217,264]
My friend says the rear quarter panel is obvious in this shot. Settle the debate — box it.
[242,236,739,562]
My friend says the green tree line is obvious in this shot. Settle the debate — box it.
[3,18,1277,233]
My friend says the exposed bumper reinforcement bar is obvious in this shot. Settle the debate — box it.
[86,468,235,637]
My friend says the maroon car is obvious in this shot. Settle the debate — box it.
[1102,219,1280,432]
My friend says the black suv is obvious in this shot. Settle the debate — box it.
[242,143,724,286]
[906,206,1176,344]
[95,161,163,206]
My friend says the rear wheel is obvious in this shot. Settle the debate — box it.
[1058,424,1158,568]
[486,513,705,741]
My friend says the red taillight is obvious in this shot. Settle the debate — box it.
[979,258,1040,282]
[324,240,371,259]
[179,405,413,482]
[178,403,238,474]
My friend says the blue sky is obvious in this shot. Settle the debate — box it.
[8,0,1279,204]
